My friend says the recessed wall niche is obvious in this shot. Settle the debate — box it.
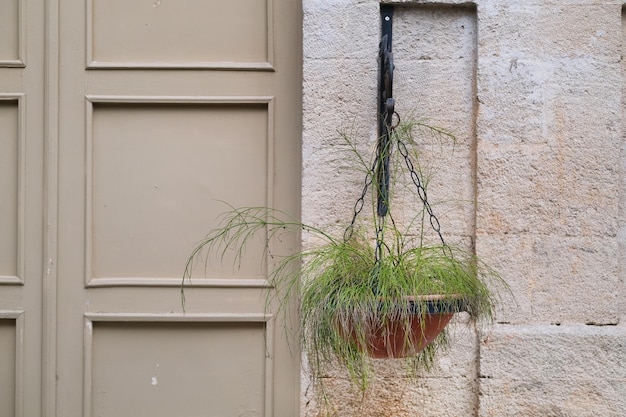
[392,5,478,244]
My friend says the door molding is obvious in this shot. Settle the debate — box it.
[0,93,25,285]
[82,312,276,417]
[0,310,24,417]
[42,0,60,414]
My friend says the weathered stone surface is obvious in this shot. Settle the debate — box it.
[477,3,621,61]
[479,324,626,416]
[477,233,620,325]
[303,1,379,61]
[303,0,625,415]
[476,141,619,237]
[302,375,478,417]
[476,56,621,239]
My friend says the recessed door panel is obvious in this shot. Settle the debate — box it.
[89,0,270,68]
[89,102,270,283]
[89,320,268,417]
[0,0,20,65]
[0,319,16,417]
[0,100,19,281]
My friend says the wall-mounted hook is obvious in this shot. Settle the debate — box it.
[377,5,394,217]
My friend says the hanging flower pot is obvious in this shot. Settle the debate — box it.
[338,295,466,359]
[184,189,504,387]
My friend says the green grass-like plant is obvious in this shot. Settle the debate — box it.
[182,121,507,404]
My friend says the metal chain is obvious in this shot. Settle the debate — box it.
[343,154,389,267]
[344,114,449,259]
[395,131,448,249]
[343,158,375,242]
[374,223,385,264]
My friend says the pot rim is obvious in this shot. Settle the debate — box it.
[385,294,468,314]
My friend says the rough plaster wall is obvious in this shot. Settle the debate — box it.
[302,0,626,416]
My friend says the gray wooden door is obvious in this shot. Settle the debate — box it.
[0,1,302,416]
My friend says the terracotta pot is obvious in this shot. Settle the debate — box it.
[339,295,465,359]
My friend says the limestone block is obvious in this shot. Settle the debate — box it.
[303,375,478,417]
[303,57,378,131]
[476,141,619,238]
[393,4,477,123]
[476,233,619,324]
[395,59,475,131]
[479,324,626,416]
[477,3,621,61]
[393,5,477,62]
[477,58,620,142]
[303,0,379,61]
[476,57,621,240]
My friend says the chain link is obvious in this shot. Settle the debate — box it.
[396,136,447,248]
[343,158,375,242]
[374,223,385,264]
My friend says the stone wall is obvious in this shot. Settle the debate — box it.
[302,0,626,415]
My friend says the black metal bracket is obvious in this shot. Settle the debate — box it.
[377,5,394,217]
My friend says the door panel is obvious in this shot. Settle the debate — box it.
[0,317,17,417]
[0,0,22,66]
[85,316,273,417]
[87,100,271,284]
[54,2,302,417]
[0,98,20,282]
[88,0,271,69]
[0,0,44,415]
